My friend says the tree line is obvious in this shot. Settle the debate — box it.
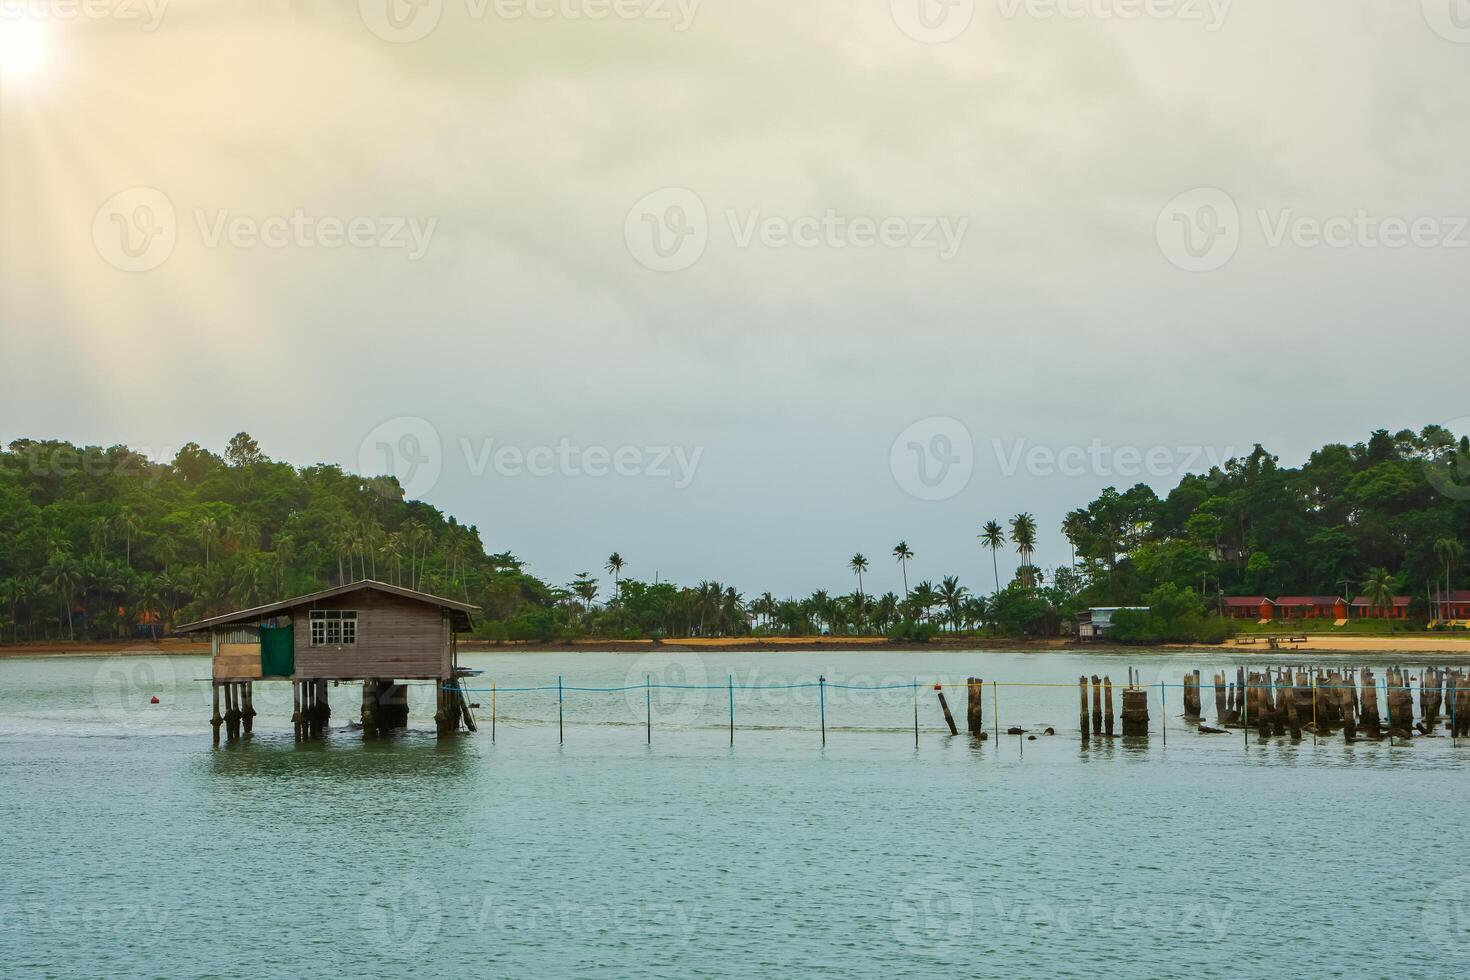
[1,426,1465,644]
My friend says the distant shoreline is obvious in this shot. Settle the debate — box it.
[5,634,1470,658]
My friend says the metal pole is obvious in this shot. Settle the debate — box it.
[646,674,651,745]
[905,678,917,746]
[728,674,734,746]
[819,675,826,747]
[558,674,563,745]
[993,681,999,741]
[1160,682,1166,745]
[491,681,496,743]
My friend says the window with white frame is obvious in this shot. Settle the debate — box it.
[309,610,357,646]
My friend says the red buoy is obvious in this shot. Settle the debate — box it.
[150,695,160,704]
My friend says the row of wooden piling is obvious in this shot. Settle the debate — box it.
[1074,673,1151,741]
[1189,665,1470,743]
[210,681,255,743]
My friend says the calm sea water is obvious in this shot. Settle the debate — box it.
[3,648,1470,978]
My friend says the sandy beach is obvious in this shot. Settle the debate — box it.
[5,633,1470,658]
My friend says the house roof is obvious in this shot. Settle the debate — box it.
[1351,595,1411,607]
[1439,590,1470,603]
[1275,596,1345,605]
[1222,596,1270,606]
[174,580,478,633]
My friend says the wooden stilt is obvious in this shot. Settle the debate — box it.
[1121,688,1148,737]
[1104,676,1115,739]
[1079,676,1090,743]
[242,683,255,735]
[210,682,222,744]
[935,685,958,736]
[1090,675,1102,737]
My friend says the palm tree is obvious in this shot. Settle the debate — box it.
[979,520,1005,594]
[117,509,143,567]
[44,555,79,640]
[892,541,914,596]
[1010,513,1037,588]
[570,573,599,627]
[89,516,111,559]
[938,576,967,632]
[850,553,868,597]
[272,534,295,595]
[910,580,938,623]
[1362,567,1397,622]
[1061,513,1084,571]
[197,517,220,572]
[605,553,625,602]
[1434,538,1464,619]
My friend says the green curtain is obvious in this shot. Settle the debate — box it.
[260,623,295,677]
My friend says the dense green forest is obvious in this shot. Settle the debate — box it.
[0,426,1466,644]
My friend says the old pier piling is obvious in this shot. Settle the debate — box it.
[1079,676,1089,743]
[966,677,984,735]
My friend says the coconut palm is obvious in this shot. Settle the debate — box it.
[44,554,79,640]
[1061,513,1084,570]
[1010,513,1037,588]
[1361,567,1396,620]
[849,553,869,597]
[570,573,599,626]
[117,509,143,567]
[1434,538,1464,619]
[605,552,625,602]
[88,516,111,559]
[892,541,914,596]
[197,517,220,571]
[979,520,1006,595]
[938,576,967,631]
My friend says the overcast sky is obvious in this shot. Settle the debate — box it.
[2,0,1467,598]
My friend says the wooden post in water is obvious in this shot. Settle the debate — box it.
[935,684,958,736]
[1121,688,1149,737]
[1079,676,1089,743]
[1091,675,1103,737]
[210,682,222,744]
[242,682,255,735]
[1214,671,1228,726]
[966,677,984,736]
[1269,670,1285,737]
[1338,673,1356,743]
[361,678,377,737]
[1284,670,1301,739]
[1104,676,1115,738]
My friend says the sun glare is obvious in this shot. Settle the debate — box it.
[0,17,50,81]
